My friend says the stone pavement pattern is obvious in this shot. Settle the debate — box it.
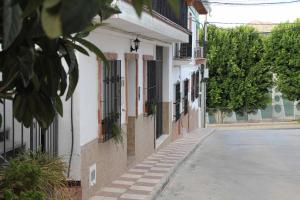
[157,128,300,200]
[90,129,214,200]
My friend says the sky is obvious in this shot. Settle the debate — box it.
[201,0,300,27]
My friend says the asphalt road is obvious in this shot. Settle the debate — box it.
[157,128,300,200]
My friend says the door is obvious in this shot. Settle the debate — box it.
[156,46,163,139]
[147,60,163,139]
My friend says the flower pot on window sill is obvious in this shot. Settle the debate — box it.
[145,101,156,116]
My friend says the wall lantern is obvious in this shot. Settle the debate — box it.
[130,37,141,52]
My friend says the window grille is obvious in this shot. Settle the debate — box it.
[191,72,195,102]
[195,70,200,98]
[183,79,189,115]
[151,0,188,29]
[145,61,157,115]
[101,60,121,142]
[174,82,181,121]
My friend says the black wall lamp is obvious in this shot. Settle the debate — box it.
[130,37,141,52]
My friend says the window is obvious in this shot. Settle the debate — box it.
[191,72,195,102]
[101,60,121,142]
[174,82,181,121]
[191,70,200,102]
[195,70,200,98]
[183,79,189,115]
[145,61,157,115]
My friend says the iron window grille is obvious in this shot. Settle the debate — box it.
[191,72,196,102]
[151,0,188,29]
[183,79,189,115]
[174,82,181,121]
[195,70,200,98]
[101,60,121,142]
[145,61,157,116]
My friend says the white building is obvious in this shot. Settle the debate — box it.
[0,1,209,199]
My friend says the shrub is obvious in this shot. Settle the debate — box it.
[0,151,70,200]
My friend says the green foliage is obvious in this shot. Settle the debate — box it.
[264,19,300,101]
[145,100,156,116]
[202,25,273,115]
[0,151,68,200]
[0,0,167,129]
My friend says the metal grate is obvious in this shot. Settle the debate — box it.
[175,35,193,59]
[0,99,58,165]
[146,60,157,115]
[195,70,200,98]
[174,82,181,121]
[183,79,189,115]
[152,0,188,29]
[101,60,121,142]
[191,72,196,102]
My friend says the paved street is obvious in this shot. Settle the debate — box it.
[157,128,300,200]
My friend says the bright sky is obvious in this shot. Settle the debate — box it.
[202,0,300,27]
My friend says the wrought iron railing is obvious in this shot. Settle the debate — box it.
[174,34,193,59]
[183,79,189,115]
[194,46,204,58]
[174,82,181,121]
[152,0,188,29]
[0,100,58,164]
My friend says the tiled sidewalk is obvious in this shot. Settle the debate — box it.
[90,129,214,200]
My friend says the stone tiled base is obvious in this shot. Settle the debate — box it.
[90,129,214,200]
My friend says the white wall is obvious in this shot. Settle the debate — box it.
[128,59,136,116]
[74,29,155,146]
[163,46,173,102]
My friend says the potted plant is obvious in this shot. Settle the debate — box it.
[145,100,156,116]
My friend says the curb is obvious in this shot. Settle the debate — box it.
[149,128,216,200]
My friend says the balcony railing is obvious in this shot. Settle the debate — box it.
[152,0,188,29]
[174,34,192,59]
[194,46,204,58]
[175,43,192,59]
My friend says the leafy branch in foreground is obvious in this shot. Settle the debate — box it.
[0,0,179,129]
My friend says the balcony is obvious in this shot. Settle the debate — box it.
[105,0,190,43]
[194,40,206,64]
[152,0,188,30]
[174,35,192,60]
[194,46,204,58]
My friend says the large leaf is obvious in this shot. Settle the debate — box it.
[62,43,79,100]
[98,4,121,21]
[17,47,35,87]
[41,6,62,38]
[3,0,23,49]
[60,0,102,35]
[53,95,63,116]
[22,0,43,17]
[72,37,108,65]
[74,23,105,39]
[65,63,78,100]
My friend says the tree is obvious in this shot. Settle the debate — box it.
[264,19,300,101]
[0,0,179,128]
[202,25,273,122]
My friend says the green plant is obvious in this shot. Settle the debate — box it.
[111,121,123,144]
[200,25,273,120]
[264,19,300,101]
[101,112,123,144]
[145,101,156,116]
[0,0,180,129]
[0,151,69,200]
